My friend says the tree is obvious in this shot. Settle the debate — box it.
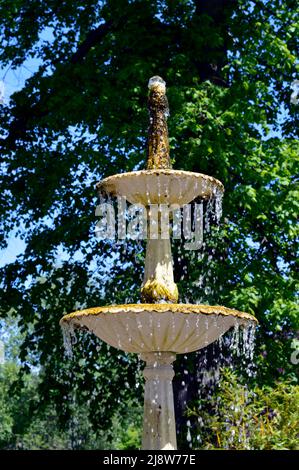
[0,317,132,449]
[0,0,298,447]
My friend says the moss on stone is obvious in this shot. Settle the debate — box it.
[141,279,179,303]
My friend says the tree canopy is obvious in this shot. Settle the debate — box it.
[0,0,298,447]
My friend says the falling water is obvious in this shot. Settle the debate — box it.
[181,320,257,449]
[231,321,256,364]
[215,187,223,224]
[62,322,77,358]
[172,177,223,305]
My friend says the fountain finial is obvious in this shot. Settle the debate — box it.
[146,76,172,170]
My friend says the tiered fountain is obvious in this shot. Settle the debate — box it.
[60,76,257,450]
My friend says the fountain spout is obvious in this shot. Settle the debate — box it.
[146,76,172,170]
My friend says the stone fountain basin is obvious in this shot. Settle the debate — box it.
[96,170,224,206]
[60,304,257,354]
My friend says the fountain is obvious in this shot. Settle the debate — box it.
[60,76,257,450]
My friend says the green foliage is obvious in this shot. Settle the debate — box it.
[0,358,138,449]
[188,369,299,450]
[0,362,68,449]
[0,363,15,445]
[112,407,142,450]
[116,426,140,450]
[0,0,298,447]
[0,318,111,449]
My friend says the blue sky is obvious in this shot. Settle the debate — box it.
[0,58,42,267]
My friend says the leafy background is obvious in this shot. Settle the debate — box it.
[0,0,298,449]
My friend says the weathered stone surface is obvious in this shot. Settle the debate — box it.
[60,303,257,354]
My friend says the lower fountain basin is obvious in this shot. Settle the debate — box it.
[60,304,257,354]
[96,170,224,205]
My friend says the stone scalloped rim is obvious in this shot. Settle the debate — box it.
[60,303,258,326]
[96,169,225,194]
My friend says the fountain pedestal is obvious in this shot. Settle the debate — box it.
[61,303,256,449]
[141,352,177,450]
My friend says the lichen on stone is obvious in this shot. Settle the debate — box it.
[146,76,172,170]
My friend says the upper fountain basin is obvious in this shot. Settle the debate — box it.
[60,304,257,355]
[96,170,224,206]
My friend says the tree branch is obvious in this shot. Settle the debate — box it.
[0,17,127,150]
[70,18,126,64]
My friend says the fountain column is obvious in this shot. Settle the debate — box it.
[141,237,178,303]
[141,352,177,450]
